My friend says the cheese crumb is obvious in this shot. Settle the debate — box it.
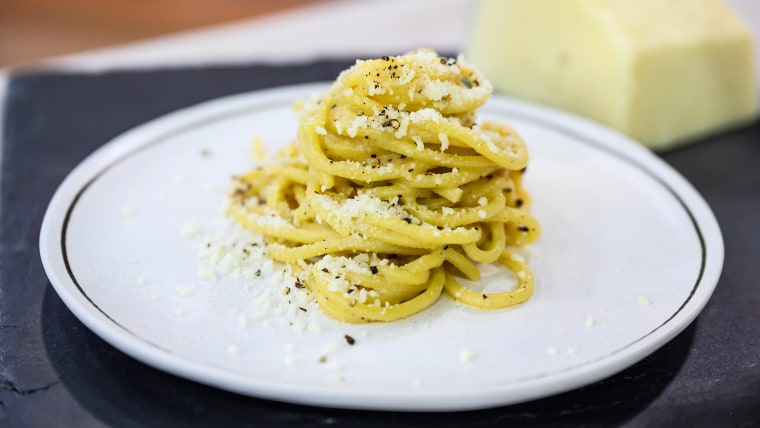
[197,268,217,281]
[584,316,595,328]
[175,285,195,297]
[412,136,424,151]
[181,221,200,238]
[438,132,450,151]
[458,348,477,363]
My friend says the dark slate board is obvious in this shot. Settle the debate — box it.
[1,61,758,427]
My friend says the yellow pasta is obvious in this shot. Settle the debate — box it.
[228,50,540,323]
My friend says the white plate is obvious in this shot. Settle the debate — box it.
[40,83,723,411]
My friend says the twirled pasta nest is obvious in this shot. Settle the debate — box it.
[228,50,540,323]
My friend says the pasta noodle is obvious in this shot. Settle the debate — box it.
[228,50,540,323]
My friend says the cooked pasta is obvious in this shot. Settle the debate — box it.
[228,50,540,323]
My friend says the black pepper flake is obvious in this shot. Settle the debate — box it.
[370,265,379,275]
[382,118,400,129]
[344,335,356,345]
[515,198,524,208]
[294,279,305,288]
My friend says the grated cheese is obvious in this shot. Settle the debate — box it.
[458,348,477,363]
[637,296,651,307]
[175,285,195,297]
[584,316,595,328]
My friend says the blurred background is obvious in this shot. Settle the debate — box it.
[0,0,324,67]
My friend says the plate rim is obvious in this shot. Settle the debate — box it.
[39,82,724,411]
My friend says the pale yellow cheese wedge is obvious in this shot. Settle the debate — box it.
[467,0,758,150]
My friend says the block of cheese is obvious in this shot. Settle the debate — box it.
[467,0,758,150]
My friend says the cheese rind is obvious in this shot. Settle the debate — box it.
[467,0,758,149]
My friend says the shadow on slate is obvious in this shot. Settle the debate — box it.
[2,59,759,427]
